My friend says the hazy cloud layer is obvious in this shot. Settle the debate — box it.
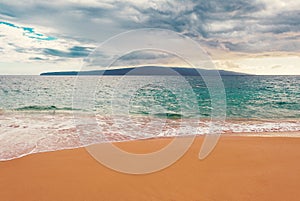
[0,0,299,73]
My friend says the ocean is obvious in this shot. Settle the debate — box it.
[0,75,299,160]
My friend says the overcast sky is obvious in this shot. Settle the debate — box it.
[0,0,299,75]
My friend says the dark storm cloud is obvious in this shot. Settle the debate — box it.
[126,0,265,36]
[258,10,300,34]
[119,0,298,52]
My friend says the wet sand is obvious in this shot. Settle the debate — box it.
[0,134,300,201]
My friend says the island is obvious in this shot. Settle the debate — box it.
[40,66,250,76]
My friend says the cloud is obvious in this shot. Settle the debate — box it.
[215,60,241,71]
[0,19,95,66]
[111,50,179,67]
[29,57,48,61]
[0,0,299,74]
[259,10,300,33]
[1,0,299,52]
[0,21,56,40]
[271,65,282,69]
[43,46,93,58]
[125,0,295,53]
[119,51,171,61]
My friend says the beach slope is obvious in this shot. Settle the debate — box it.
[0,135,299,201]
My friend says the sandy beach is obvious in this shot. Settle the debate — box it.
[0,134,299,201]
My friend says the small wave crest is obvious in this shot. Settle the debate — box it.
[153,113,184,119]
[130,111,184,119]
[15,105,75,111]
[0,112,299,161]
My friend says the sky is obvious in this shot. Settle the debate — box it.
[0,0,299,75]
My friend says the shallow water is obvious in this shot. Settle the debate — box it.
[0,75,299,160]
[1,75,299,118]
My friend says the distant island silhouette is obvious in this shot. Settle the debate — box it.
[40,66,250,76]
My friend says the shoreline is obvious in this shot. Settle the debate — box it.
[1,131,300,162]
[1,134,300,201]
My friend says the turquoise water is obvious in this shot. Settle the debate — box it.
[0,75,299,161]
[0,75,299,119]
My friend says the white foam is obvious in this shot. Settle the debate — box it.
[0,112,299,161]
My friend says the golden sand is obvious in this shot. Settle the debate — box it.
[0,135,299,201]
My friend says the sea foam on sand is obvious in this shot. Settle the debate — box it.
[0,111,299,161]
